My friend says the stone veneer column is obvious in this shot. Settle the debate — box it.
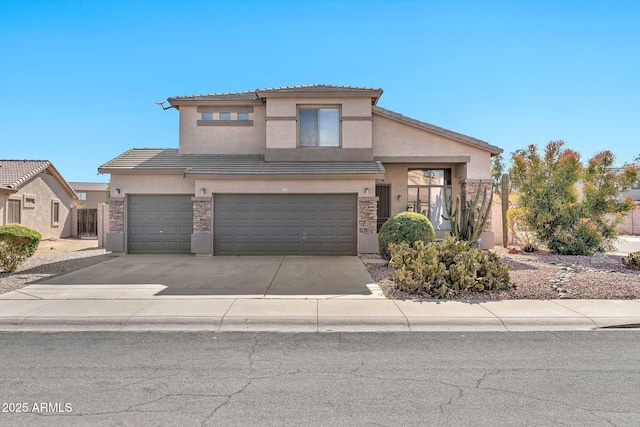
[358,197,379,253]
[460,180,494,247]
[191,197,212,256]
[105,197,125,253]
[108,199,125,232]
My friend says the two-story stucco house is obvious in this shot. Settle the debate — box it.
[99,85,501,255]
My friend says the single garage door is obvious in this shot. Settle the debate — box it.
[128,194,193,254]
[214,194,357,255]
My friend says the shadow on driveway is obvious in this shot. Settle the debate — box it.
[40,255,379,298]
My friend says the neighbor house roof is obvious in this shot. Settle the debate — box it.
[98,149,385,178]
[0,160,78,198]
[68,182,109,192]
[372,106,502,156]
[168,84,383,106]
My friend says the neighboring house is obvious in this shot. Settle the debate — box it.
[99,85,501,255]
[69,182,109,209]
[614,165,640,235]
[0,160,77,239]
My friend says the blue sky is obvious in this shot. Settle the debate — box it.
[1,0,639,183]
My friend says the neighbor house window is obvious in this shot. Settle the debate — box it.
[23,194,36,208]
[407,169,452,231]
[298,107,340,147]
[77,192,87,201]
[237,112,249,120]
[51,200,60,226]
[7,199,20,224]
[632,180,640,190]
[219,112,231,120]
[201,113,213,120]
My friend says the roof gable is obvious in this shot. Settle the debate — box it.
[372,106,502,155]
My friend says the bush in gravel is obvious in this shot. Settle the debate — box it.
[378,212,435,260]
[623,251,640,271]
[388,236,513,298]
[0,225,42,272]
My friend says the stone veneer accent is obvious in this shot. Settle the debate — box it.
[358,199,378,234]
[109,200,124,232]
[460,180,493,231]
[193,199,212,233]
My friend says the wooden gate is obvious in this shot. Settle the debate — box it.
[78,209,98,237]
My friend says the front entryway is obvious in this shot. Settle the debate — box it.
[127,194,193,254]
[214,194,357,255]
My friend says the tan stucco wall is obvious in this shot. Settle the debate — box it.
[265,97,373,150]
[266,97,372,117]
[110,173,375,198]
[178,105,266,155]
[2,173,74,238]
[372,114,492,179]
[76,189,109,209]
[109,174,195,197]
[197,178,375,197]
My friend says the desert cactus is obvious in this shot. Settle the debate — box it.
[443,183,492,245]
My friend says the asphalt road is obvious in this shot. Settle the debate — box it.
[1,332,639,426]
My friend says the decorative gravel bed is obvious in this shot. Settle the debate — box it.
[0,239,116,295]
[362,246,640,300]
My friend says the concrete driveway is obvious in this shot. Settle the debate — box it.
[39,255,383,299]
[610,236,640,255]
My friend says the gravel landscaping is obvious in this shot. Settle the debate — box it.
[0,239,116,295]
[363,246,640,300]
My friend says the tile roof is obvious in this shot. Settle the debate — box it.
[98,149,385,176]
[0,160,52,189]
[0,160,78,198]
[169,84,383,102]
[372,106,503,155]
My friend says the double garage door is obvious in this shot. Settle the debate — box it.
[128,194,358,256]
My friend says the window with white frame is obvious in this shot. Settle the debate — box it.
[298,107,340,147]
[7,199,20,224]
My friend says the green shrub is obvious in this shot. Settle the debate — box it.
[0,225,42,273]
[378,212,435,259]
[623,251,640,271]
[388,236,513,298]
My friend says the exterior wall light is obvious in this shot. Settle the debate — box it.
[201,188,206,195]
[115,188,121,194]
[364,188,370,195]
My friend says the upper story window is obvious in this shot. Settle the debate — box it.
[298,107,340,147]
[201,113,213,120]
[219,112,231,120]
[237,112,249,120]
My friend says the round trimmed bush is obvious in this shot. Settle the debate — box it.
[0,225,42,273]
[378,212,435,259]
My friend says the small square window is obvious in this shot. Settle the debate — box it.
[238,112,249,120]
[219,112,231,120]
[77,192,87,201]
[201,113,213,120]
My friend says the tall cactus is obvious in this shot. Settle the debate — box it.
[443,182,493,245]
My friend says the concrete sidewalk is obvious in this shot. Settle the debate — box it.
[1,287,639,331]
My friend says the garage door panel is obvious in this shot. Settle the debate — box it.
[214,194,356,255]
[128,195,193,254]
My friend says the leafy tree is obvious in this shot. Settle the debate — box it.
[511,140,637,255]
[490,153,505,195]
